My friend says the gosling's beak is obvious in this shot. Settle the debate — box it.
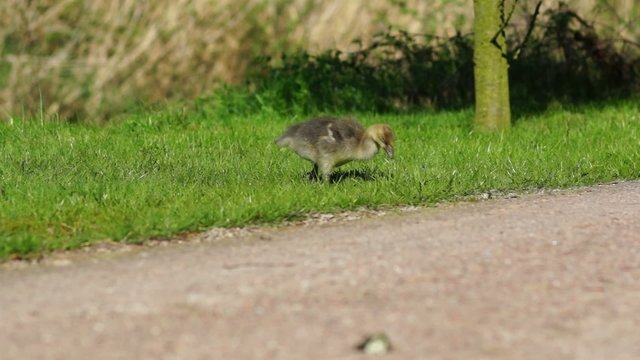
[385,145,394,159]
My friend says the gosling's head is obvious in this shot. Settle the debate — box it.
[367,124,395,159]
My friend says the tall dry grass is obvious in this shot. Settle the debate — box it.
[0,0,470,120]
[0,0,637,121]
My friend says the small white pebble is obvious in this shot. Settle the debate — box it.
[150,326,162,336]
[93,322,105,333]
[51,259,72,267]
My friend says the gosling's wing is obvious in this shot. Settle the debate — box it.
[295,117,336,144]
[315,119,363,152]
[277,117,363,151]
[329,119,364,143]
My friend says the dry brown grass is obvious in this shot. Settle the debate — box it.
[0,0,471,120]
[0,0,637,121]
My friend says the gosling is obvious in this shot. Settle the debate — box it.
[276,116,394,182]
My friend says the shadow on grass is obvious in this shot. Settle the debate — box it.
[304,169,384,183]
[330,169,385,183]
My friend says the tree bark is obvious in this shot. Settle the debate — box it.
[473,0,511,131]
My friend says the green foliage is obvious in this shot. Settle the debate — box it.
[240,31,475,115]
[206,4,639,117]
[1,101,639,260]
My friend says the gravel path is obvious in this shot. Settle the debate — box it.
[1,181,640,360]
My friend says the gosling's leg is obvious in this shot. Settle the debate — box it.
[309,163,319,181]
[318,161,334,183]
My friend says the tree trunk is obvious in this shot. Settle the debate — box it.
[473,0,511,131]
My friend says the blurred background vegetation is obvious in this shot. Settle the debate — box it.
[0,0,638,121]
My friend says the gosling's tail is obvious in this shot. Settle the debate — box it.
[275,135,290,147]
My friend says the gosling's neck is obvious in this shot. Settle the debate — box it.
[356,131,379,160]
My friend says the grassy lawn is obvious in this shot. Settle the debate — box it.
[1,101,639,260]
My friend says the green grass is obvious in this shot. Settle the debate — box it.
[1,101,639,260]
